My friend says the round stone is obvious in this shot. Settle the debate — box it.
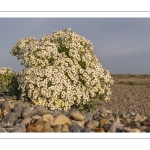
[32,115,42,120]
[53,124,62,132]
[69,124,83,132]
[69,109,84,121]
[21,107,35,118]
[84,112,93,124]
[52,114,71,126]
[71,120,84,128]
[14,103,29,118]
[1,112,18,128]
[61,124,69,132]
[99,118,111,127]
[85,120,99,130]
[95,127,105,132]
[21,117,32,125]
[11,124,26,132]
[42,114,54,125]
[26,120,51,132]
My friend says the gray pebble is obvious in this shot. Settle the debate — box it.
[1,112,18,128]
[84,112,93,124]
[11,124,26,132]
[14,103,28,118]
[69,124,83,132]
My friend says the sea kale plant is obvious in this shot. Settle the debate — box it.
[10,28,114,112]
[0,67,20,97]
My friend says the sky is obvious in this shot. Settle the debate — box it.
[0,18,150,74]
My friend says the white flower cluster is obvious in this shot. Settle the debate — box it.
[0,67,15,87]
[0,67,15,75]
[10,28,113,111]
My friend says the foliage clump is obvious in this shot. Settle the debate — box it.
[0,67,21,97]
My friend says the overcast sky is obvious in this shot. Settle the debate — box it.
[0,18,150,74]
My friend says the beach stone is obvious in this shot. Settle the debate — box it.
[134,122,141,129]
[1,112,18,128]
[49,127,54,132]
[125,118,131,124]
[69,124,83,132]
[32,115,42,120]
[0,127,7,132]
[21,117,32,125]
[85,120,99,130]
[53,124,62,132]
[108,122,123,132]
[81,127,93,132]
[33,105,54,116]
[11,124,26,132]
[134,114,147,122]
[53,109,62,117]
[84,112,93,124]
[140,126,149,132]
[14,103,28,118]
[42,114,54,125]
[1,101,11,117]
[99,118,111,127]
[30,118,38,124]
[61,124,69,132]
[69,109,84,121]
[129,112,136,117]
[95,127,105,132]
[52,114,71,126]
[141,121,150,127]
[8,102,15,110]
[116,118,121,124]
[123,127,132,132]
[21,107,35,118]
[3,95,14,101]
[93,113,100,120]
[26,120,51,132]
[71,120,84,128]
[120,112,126,119]
[14,119,22,125]
[131,128,141,132]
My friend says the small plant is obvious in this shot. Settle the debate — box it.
[0,67,21,97]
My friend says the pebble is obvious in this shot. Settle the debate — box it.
[84,112,93,124]
[42,114,54,125]
[71,120,84,128]
[0,127,7,132]
[1,101,12,117]
[108,122,123,132]
[13,103,29,118]
[85,120,99,130]
[95,127,105,132]
[99,118,111,127]
[21,117,32,125]
[134,114,147,122]
[1,112,18,128]
[69,109,84,121]
[53,124,62,132]
[52,114,71,126]
[69,124,83,132]
[61,124,69,132]
[26,120,51,132]
[11,123,26,132]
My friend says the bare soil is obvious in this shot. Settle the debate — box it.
[96,74,150,116]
